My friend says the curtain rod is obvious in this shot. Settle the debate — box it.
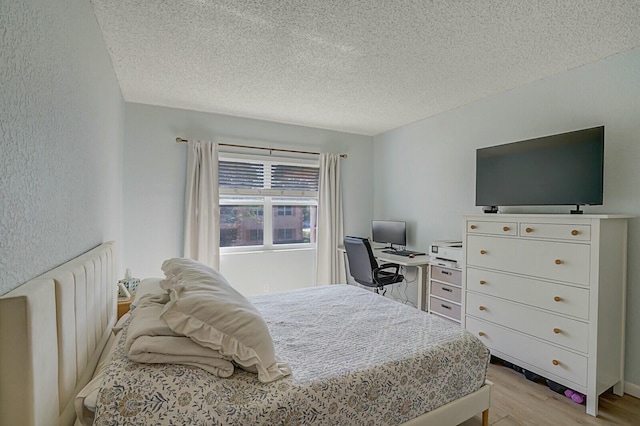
[175,137,347,158]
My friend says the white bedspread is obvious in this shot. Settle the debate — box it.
[95,285,489,425]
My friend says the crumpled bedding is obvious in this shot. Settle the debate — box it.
[125,294,234,377]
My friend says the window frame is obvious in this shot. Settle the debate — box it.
[219,153,319,253]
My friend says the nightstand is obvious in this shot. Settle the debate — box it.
[117,296,133,319]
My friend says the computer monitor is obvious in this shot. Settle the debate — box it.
[371,220,406,248]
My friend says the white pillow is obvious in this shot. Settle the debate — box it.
[130,277,167,310]
[160,273,291,383]
[160,258,224,291]
[161,257,202,276]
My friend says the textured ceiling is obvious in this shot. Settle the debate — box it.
[90,1,640,136]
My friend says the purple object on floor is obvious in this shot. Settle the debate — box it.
[564,389,585,404]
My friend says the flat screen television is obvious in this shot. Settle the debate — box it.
[475,126,604,213]
[371,220,406,248]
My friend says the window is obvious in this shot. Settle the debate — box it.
[276,228,293,241]
[219,155,318,251]
[276,206,293,216]
[220,204,263,247]
[249,229,264,241]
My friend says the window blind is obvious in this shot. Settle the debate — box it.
[271,164,319,191]
[219,161,264,189]
[219,160,318,197]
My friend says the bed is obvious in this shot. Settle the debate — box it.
[0,241,492,426]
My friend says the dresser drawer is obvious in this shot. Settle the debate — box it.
[467,220,518,236]
[466,235,591,285]
[430,281,462,303]
[466,268,590,319]
[520,223,591,241]
[466,317,588,387]
[430,296,461,321]
[430,265,462,286]
[466,292,589,353]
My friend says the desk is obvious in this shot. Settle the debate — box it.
[339,246,430,311]
[374,249,430,311]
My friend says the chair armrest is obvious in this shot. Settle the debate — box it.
[377,263,400,271]
[373,263,401,282]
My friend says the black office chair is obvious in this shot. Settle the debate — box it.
[343,236,404,294]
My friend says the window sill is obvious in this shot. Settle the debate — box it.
[220,246,316,256]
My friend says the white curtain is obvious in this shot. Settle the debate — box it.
[183,140,220,270]
[315,153,344,285]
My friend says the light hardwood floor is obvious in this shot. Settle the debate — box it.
[460,362,640,426]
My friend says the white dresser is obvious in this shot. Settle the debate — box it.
[462,214,630,416]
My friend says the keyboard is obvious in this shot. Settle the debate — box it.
[381,249,425,257]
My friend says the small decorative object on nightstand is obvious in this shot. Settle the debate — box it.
[118,268,140,296]
[116,269,139,320]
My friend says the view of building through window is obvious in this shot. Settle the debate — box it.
[219,157,319,249]
[220,204,317,247]
[220,204,264,247]
[273,205,316,244]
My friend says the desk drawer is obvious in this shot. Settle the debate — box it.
[466,317,587,387]
[431,281,462,303]
[430,266,462,285]
[430,296,461,321]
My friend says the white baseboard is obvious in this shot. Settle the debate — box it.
[624,380,640,398]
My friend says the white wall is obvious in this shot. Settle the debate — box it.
[123,103,373,291]
[221,249,316,296]
[373,48,640,390]
[0,0,124,295]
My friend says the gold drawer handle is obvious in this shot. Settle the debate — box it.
[503,226,510,232]
[470,224,477,230]
[553,328,561,334]
[525,227,533,233]
[552,359,560,366]
[479,305,486,311]
[478,331,486,337]
[555,259,563,265]
[480,250,487,255]
[554,296,563,302]
[479,280,487,285]
[571,230,579,236]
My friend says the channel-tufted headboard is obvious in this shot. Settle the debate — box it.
[0,241,117,426]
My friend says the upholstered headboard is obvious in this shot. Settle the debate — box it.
[0,241,117,426]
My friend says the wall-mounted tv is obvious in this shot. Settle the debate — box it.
[475,126,604,213]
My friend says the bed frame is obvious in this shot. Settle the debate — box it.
[400,381,492,426]
[0,240,491,426]
[0,241,116,426]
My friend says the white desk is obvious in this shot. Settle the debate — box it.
[374,249,430,310]
[339,246,430,311]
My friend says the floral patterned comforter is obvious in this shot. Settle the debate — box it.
[94,285,489,425]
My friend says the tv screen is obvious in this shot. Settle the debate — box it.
[372,220,406,247]
[475,126,604,209]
